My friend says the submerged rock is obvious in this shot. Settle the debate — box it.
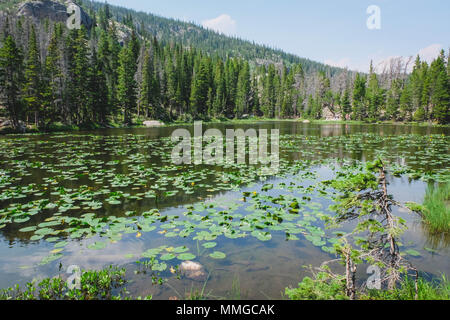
[179,261,207,281]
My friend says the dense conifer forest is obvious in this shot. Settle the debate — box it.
[0,0,448,131]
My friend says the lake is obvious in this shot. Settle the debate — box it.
[0,121,449,299]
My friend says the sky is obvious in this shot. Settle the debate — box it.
[104,0,450,72]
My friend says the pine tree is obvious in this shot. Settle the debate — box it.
[352,73,366,120]
[385,79,401,120]
[23,25,41,127]
[261,64,276,118]
[42,25,63,126]
[165,53,181,119]
[235,61,250,117]
[366,62,382,122]
[341,88,351,120]
[117,41,138,125]
[66,27,90,125]
[250,75,260,116]
[190,57,210,119]
[410,56,426,121]
[281,68,294,118]
[88,48,109,124]
[429,50,449,124]
[212,59,226,117]
[399,82,412,121]
[139,48,154,118]
[225,59,238,117]
[0,35,24,129]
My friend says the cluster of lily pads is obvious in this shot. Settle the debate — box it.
[0,131,448,275]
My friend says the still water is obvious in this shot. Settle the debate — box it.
[0,121,448,299]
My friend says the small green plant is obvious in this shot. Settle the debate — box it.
[0,266,152,300]
[288,159,418,300]
[406,182,450,234]
[362,274,450,300]
[135,258,167,285]
[422,182,450,233]
[285,268,348,300]
[185,272,212,300]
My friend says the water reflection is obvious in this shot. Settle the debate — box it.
[0,122,448,298]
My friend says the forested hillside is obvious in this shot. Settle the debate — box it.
[0,0,448,131]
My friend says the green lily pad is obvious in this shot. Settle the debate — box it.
[202,242,217,249]
[177,253,196,261]
[160,253,176,261]
[209,251,226,259]
[87,241,106,250]
[19,226,37,233]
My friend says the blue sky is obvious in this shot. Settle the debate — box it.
[105,0,450,72]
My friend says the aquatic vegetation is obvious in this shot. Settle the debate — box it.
[285,270,348,300]
[0,125,449,299]
[0,266,152,300]
[422,182,450,233]
[362,274,450,300]
[287,271,450,301]
[288,159,423,300]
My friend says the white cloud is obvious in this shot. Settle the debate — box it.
[202,14,237,36]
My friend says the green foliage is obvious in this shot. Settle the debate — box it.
[1,2,449,131]
[422,182,450,233]
[285,270,348,300]
[0,34,24,129]
[363,275,450,300]
[0,266,153,300]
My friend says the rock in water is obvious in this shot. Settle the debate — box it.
[179,261,207,281]
[143,120,164,127]
[17,0,93,29]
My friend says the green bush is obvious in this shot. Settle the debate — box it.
[285,272,348,300]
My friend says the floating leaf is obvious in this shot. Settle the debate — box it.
[209,251,226,259]
[202,242,217,249]
[87,241,106,250]
[177,253,196,261]
[160,253,176,261]
[405,249,421,257]
[19,226,37,233]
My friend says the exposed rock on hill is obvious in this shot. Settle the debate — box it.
[17,0,92,29]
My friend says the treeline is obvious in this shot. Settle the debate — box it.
[79,0,345,76]
[0,7,449,130]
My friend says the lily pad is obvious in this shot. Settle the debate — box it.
[177,253,196,261]
[209,251,226,259]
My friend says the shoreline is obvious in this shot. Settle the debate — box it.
[1,118,449,135]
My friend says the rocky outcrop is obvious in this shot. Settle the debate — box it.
[143,120,165,127]
[0,118,27,133]
[322,106,342,121]
[17,0,92,29]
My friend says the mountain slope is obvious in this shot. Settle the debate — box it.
[79,0,345,76]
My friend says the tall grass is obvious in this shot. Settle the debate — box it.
[422,182,450,233]
[365,275,450,300]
